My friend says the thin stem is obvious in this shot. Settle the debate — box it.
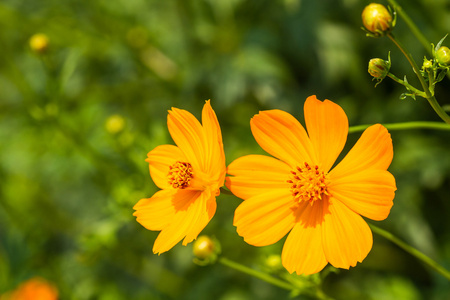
[386,0,431,53]
[387,33,450,124]
[348,121,450,133]
[218,257,295,291]
[386,73,425,97]
[369,224,450,281]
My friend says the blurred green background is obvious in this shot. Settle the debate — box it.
[1,0,450,299]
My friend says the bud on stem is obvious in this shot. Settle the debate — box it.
[362,3,394,37]
[436,46,450,66]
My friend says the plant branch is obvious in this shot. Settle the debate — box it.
[348,121,450,133]
[386,0,431,53]
[387,33,450,123]
[218,257,295,291]
[369,223,450,281]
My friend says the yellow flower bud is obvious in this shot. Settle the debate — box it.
[265,254,282,270]
[368,58,390,79]
[29,33,49,54]
[362,3,393,37]
[436,46,450,66]
[105,114,125,134]
[193,235,216,260]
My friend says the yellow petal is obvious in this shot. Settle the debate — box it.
[250,110,316,167]
[304,96,348,172]
[322,199,373,269]
[152,190,205,254]
[133,189,177,231]
[330,124,393,178]
[226,155,291,199]
[183,189,217,245]
[281,200,328,275]
[201,100,226,184]
[329,169,396,220]
[146,145,187,190]
[168,107,205,172]
[234,189,296,246]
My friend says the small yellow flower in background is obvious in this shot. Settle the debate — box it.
[133,100,226,254]
[4,277,58,300]
[105,114,126,134]
[29,33,49,54]
[226,95,396,275]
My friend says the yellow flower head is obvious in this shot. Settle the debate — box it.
[226,96,396,275]
[133,100,226,254]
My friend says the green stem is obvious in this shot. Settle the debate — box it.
[218,257,295,291]
[348,121,450,133]
[387,33,450,124]
[386,0,431,53]
[369,224,450,281]
[386,73,425,97]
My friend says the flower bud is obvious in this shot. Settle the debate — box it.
[436,46,450,66]
[422,58,433,70]
[265,254,282,270]
[105,114,125,134]
[362,3,393,37]
[193,235,216,260]
[29,33,49,54]
[368,58,390,79]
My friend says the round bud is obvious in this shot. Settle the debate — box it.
[29,33,49,54]
[193,236,216,259]
[368,58,390,79]
[105,114,126,134]
[362,3,393,37]
[265,254,282,270]
[436,46,450,66]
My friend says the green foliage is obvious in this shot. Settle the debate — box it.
[0,0,449,299]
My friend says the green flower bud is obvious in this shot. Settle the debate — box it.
[368,58,390,79]
[436,46,450,66]
[422,58,433,70]
[362,3,393,37]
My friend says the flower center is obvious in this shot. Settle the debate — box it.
[168,161,194,189]
[287,162,329,205]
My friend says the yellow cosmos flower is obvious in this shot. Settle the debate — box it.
[133,100,226,254]
[226,95,396,275]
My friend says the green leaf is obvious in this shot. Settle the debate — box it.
[435,34,448,52]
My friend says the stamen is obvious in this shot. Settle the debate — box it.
[288,163,329,205]
[168,161,194,189]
